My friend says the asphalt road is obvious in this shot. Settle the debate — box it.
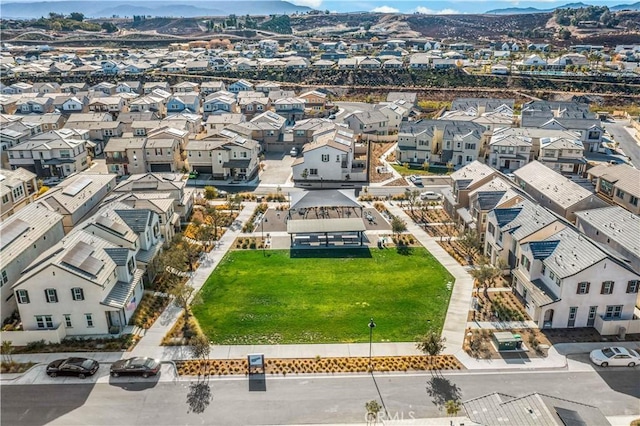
[605,119,640,167]
[3,368,638,426]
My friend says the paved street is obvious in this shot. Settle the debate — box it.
[2,368,638,425]
[606,119,640,167]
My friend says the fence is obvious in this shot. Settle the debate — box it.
[0,324,67,346]
[594,315,640,336]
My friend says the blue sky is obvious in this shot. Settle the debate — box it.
[285,0,626,14]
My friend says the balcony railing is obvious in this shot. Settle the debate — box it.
[105,155,129,164]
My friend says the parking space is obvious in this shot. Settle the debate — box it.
[6,362,178,386]
[260,153,294,185]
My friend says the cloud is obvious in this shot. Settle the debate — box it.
[415,6,460,14]
[287,0,323,8]
[371,5,400,13]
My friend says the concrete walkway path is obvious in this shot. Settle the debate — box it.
[386,204,475,355]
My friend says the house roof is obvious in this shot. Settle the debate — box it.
[449,161,496,189]
[575,206,640,262]
[587,163,640,196]
[0,201,63,266]
[513,161,597,209]
[104,137,146,151]
[464,392,610,426]
[39,173,116,216]
[496,199,560,241]
[102,268,144,309]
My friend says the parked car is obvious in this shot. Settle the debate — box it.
[110,357,161,378]
[408,175,423,186]
[188,170,199,179]
[420,191,442,201]
[46,357,99,378]
[589,347,640,367]
[42,177,61,187]
[290,147,298,157]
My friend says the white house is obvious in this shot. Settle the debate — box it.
[0,202,65,321]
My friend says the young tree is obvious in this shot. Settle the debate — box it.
[170,281,202,319]
[391,216,407,237]
[405,189,421,214]
[416,331,446,356]
[458,229,481,262]
[470,262,500,297]
[101,22,118,33]
[226,194,242,215]
[365,400,382,424]
[203,186,218,200]
[189,333,211,375]
[1,341,13,363]
[445,399,461,416]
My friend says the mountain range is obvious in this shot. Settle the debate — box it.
[0,1,313,19]
[486,2,640,14]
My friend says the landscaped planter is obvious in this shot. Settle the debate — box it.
[175,355,463,376]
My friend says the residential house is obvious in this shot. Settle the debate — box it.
[538,136,586,175]
[396,120,485,167]
[91,82,117,95]
[61,96,87,113]
[7,130,90,178]
[344,110,389,137]
[19,112,66,133]
[116,194,178,243]
[129,91,169,117]
[11,228,145,337]
[224,111,287,152]
[0,202,65,320]
[501,210,640,330]
[442,161,501,221]
[171,81,200,93]
[186,133,260,181]
[292,128,366,186]
[60,82,88,94]
[113,172,194,220]
[115,81,142,94]
[88,96,127,118]
[104,137,147,176]
[143,82,170,94]
[377,102,409,132]
[200,81,226,96]
[205,113,245,135]
[238,95,269,119]
[255,82,281,94]
[290,118,336,151]
[575,206,640,278]
[0,167,39,220]
[273,97,306,124]
[386,92,417,107]
[16,97,54,114]
[39,172,117,233]
[513,161,608,222]
[586,163,640,214]
[202,93,238,117]
[143,127,188,173]
[228,79,254,94]
[166,94,199,114]
[299,90,327,112]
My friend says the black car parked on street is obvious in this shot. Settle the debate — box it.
[46,357,99,378]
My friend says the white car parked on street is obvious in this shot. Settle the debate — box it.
[589,347,640,367]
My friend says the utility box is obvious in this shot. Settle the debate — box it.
[492,332,523,351]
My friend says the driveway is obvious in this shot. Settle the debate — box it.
[258,153,294,187]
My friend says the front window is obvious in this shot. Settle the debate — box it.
[17,289,30,304]
[605,305,622,319]
[35,315,53,329]
[321,154,329,162]
[64,314,72,328]
[309,168,318,176]
[601,281,614,295]
[72,287,84,301]
[45,288,58,303]
[577,282,590,294]
[627,280,639,294]
[85,313,94,328]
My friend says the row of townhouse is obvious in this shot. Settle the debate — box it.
[0,167,39,220]
[0,169,192,328]
[440,161,640,333]
[484,198,640,333]
[395,99,604,173]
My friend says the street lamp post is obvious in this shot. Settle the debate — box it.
[368,318,376,371]
[261,216,268,257]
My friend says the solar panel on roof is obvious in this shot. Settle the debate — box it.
[0,219,30,250]
[95,215,129,237]
[62,177,92,196]
[60,241,104,278]
[132,181,158,190]
[555,407,587,426]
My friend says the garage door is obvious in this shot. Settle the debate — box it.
[193,165,213,174]
[150,164,172,172]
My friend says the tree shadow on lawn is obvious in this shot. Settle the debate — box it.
[289,248,373,259]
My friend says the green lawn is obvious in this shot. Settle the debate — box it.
[391,164,452,176]
[193,248,454,344]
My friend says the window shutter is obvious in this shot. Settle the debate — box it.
[53,289,57,303]
[79,288,84,300]
[609,282,614,294]
[71,288,76,300]
[600,283,605,294]
[45,289,50,303]
[586,282,590,293]
[25,291,30,304]
[576,283,581,294]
